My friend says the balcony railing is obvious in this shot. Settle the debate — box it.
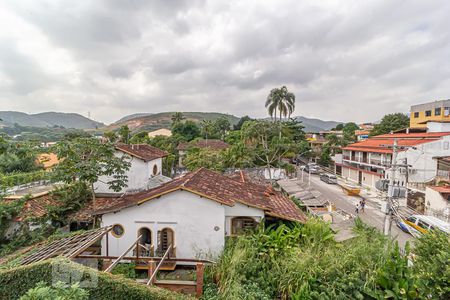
[437,170,450,179]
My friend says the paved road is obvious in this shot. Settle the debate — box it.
[301,172,412,247]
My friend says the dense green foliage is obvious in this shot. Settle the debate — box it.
[0,259,188,300]
[0,171,49,189]
[172,120,201,141]
[52,138,131,201]
[203,219,450,299]
[370,113,410,136]
[0,137,41,174]
[20,281,89,300]
[0,124,90,143]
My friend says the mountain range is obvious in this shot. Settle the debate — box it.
[0,111,104,129]
[0,110,342,133]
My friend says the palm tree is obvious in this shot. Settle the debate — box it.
[265,86,295,122]
[201,119,215,140]
[171,112,185,124]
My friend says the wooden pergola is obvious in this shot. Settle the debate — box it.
[17,226,212,297]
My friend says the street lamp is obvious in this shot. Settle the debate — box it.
[296,149,312,181]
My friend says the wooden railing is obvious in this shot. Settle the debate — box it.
[133,243,154,257]
[147,244,172,286]
[104,235,142,273]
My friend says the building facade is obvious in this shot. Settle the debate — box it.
[338,132,450,190]
[94,144,167,194]
[410,99,450,128]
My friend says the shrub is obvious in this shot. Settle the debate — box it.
[20,281,89,300]
[0,258,189,300]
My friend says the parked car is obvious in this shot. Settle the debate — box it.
[304,163,320,174]
[320,173,338,184]
[397,215,450,235]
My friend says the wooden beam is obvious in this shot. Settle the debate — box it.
[75,255,214,264]
[196,262,204,298]
[104,235,142,273]
[147,244,172,286]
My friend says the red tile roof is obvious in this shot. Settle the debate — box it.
[372,132,450,139]
[5,192,62,222]
[116,144,167,161]
[92,168,306,222]
[429,185,450,194]
[342,139,432,154]
[177,139,229,151]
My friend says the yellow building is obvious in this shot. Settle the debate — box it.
[410,99,450,128]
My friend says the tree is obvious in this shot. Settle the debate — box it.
[332,123,344,131]
[200,120,219,140]
[214,116,231,139]
[52,138,131,206]
[183,148,225,172]
[342,122,359,143]
[171,112,185,124]
[104,131,117,143]
[171,121,201,141]
[241,120,298,178]
[234,115,253,130]
[118,125,130,144]
[370,113,409,136]
[281,118,306,142]
[129,131,149,144]
[265,86,296,122]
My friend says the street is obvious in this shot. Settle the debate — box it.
[296,172,412,247]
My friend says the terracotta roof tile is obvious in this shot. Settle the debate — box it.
[372,132,450,139]
[116,143,167,161]
[91,168,306,222]
[177,139,229,151]
[342,138,435,154]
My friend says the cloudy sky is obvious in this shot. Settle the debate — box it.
[0,0,449,124]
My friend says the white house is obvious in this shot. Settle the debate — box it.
[92,168,306,265]
[94,144,168,194]
[339,132,450,190]
[424,186,450,222]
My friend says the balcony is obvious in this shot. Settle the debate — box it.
[437,170,450,180]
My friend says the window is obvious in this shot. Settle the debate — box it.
[413,112,419,118]
[112,224,125,238]
[417,220,430,230]
[231,217,257,235]
[444,142,449,150]
[406,216,416,223]
[435,107,441,116]
[152,164,158,176]
[445,107,450,116]
[425,110,432,117]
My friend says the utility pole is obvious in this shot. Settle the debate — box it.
[384,139,398,236]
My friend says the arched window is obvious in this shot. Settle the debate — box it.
[231,217,257,235]
[157,228,174,256]
[138,227,152,246]
[111,224,124,238]
[152,164,159,176]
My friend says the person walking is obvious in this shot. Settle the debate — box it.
[355,203,360,214]
[360,199,366,213]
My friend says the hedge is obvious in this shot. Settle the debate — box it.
[0,258,190,300]
[0,171,50,189]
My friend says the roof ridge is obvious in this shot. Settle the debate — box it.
[181,167,204,187]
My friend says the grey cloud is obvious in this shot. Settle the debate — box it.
[1,0,450,124]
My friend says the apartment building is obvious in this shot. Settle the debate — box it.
[338,132,450,190]
[410,99,450,128]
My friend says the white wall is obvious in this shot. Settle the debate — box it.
[224,202,264,235]
[94,151,162,194]
[427,122,450,133]
[394,137,450,185]
[425,187,448,211]
[101,190,226,260]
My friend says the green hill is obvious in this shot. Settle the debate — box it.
[108,112,240,132]
[0,111,104,129]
